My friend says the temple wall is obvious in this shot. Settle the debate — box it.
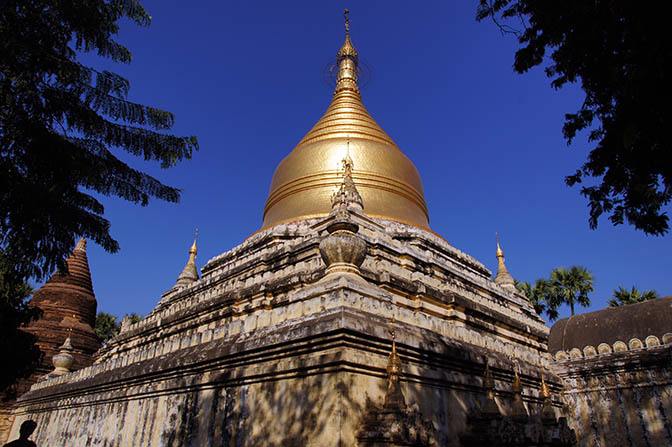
[10,305,560,447]
[10,364,551,447]
[8,220,560,446]
[0,405,13,444]
[553,344,672,447]
[12,374,343,446]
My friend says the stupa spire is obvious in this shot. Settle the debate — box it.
[262,10,430,230]
[335,9,359,94]
[493,233,516,290]
[175,229,199,287]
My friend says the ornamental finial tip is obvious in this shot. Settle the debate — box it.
[190,228,198,254]
[344,8,350,34]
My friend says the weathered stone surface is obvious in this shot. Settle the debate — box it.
[357,402,439,447]
[8,217,560,446]
[12,308,563,446]
[546,296,672,447]
[460,412,577,447]
[552,344,672,447]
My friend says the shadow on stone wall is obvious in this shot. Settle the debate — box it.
[154,358,367,447]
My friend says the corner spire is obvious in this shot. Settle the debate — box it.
[493,233,516,290]
[175,229,199,287]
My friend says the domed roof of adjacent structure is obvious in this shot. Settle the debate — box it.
[262,21,429,230]
[548,296,672,353]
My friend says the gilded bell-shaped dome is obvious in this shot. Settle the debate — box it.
[262,16,429,229]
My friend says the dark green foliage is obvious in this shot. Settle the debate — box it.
[126,312,143,325]
[608,286,658,307]
[478,1,672,235]
[94,311,119,343]
[548,266,594,317]
[94,311,143,343]
[0,253,42,398]
[0,0,199,282]
[516,278,557,321]
[517,266,594,321]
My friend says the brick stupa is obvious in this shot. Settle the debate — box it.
[0,239,101,443]
[24,238,100,376]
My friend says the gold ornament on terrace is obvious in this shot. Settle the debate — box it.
[262,10,429,230]
[511,362,528,419]
[387,329,402,377]
[481,356,502,417]
[539,371,556,421]
[383,322,406,410]
[540,374,551,399]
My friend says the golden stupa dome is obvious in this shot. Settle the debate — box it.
[262,13,429,230]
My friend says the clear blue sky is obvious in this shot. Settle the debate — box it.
[61,1,671,325]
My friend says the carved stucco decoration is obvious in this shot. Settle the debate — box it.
[582,345,597,357]
[628,338,643,349]
[551,332,672,360]
[645,335,660,347]
[597,343,612,355]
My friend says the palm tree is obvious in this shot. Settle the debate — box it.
[608,286,658,307]
[549,266,594,316]
[516,278,559,321]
